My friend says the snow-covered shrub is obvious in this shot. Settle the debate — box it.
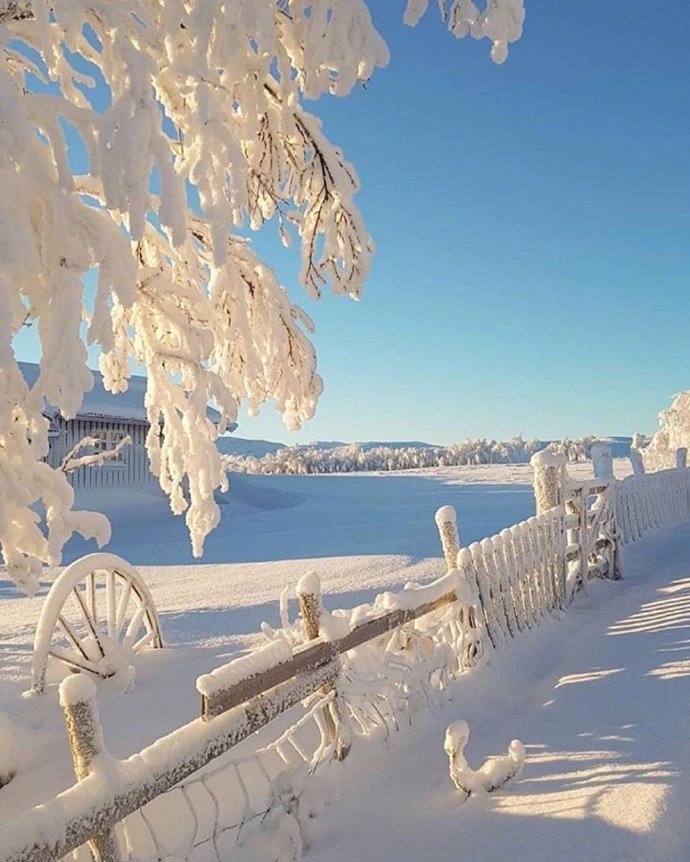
[547,435,601,462]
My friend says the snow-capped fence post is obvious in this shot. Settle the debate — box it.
[591,443,622,580]
[59,676,123,862]
[530,450,568,606]
[629,448,646,475]
[676,448,688,470]
[591,443,614,482]
[435,505,460,571]
[297,574,351,761]
[530,449,566,515]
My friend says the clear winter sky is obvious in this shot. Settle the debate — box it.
[15,3,690,446]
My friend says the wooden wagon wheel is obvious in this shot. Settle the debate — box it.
[32,553,163,693]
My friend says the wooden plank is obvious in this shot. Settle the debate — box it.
[337,591,457,654]
[203,589,459,721]
[203,640,339,719]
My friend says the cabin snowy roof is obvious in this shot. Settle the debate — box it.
[19,362,229,426]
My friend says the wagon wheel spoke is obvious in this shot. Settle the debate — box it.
[70,586,106,659]
[106,570,117,638]
[114,579,134,639]
[57,615,98,664]
[131,630,156,654]
[87,571,97,627]
[123,606,147,649]
[48,646,110,678]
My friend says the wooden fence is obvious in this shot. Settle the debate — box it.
[1,445,688,862]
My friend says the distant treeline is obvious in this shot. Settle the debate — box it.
[222,435,606,475]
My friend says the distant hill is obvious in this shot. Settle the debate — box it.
[303,440,440,452]
[216,436,285,459]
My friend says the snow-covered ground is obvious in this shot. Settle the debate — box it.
[4,458,662,859]
[307,522,690,862]
[58,459,630,567]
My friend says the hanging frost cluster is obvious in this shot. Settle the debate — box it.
[0,0,526,593]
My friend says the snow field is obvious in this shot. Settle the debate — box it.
[1,465,549,824]
[3,462,660,862]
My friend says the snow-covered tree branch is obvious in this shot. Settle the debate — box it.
[60,434,131,473]
[0,0,525,593]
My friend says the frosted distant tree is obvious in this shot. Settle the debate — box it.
[0,0,525,594]
[637,392,690,471]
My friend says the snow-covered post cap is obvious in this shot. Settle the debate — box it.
[591,442,614,481]
[530,448,567,515]
[676,448,688,470]
[435,505,460,571]
[297,572,322,641]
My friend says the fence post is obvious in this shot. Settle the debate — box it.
[59,676,123,862]
[435,506,486,666]
[530,449,568,605]
[530,449,567,514]
[676,448,688,470]
[435,505,460,571]
[591,443,622,579]
[591,442,614,481]
[629,449,646,475]
[296,573,351,761]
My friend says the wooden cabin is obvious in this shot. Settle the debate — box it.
[20,362,234,492]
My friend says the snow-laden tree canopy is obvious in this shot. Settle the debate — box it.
[0,0,525,594]
[637,392,690,472]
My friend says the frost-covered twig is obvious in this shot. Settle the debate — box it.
[444,720,525,800]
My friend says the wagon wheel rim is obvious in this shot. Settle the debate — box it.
[32,553,163,693]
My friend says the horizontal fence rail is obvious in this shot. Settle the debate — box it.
[2,445,690,862]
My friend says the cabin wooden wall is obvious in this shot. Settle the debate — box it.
[48,417,159,492]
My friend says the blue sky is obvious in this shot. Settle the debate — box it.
[14,3,690,445]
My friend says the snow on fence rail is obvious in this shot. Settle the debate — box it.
[2,446,689,862]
